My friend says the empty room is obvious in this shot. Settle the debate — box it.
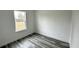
[0,10,79,48]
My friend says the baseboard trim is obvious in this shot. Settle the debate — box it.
[34,33,70,48]
[0,33,36,48]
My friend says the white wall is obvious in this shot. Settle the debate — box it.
[0,10,73,47]
[35,10,72,43]
[71,11,79,48]
[0,10,35,47]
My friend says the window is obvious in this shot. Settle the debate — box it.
[14,11,27,32]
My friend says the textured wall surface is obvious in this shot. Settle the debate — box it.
[0,10,35,46]
[35,10,72,43]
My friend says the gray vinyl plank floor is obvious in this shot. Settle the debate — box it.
[1,33,69,48]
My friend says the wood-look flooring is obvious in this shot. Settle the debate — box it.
[1,33,69,48]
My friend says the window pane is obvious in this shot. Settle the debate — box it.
[14,11,27,32]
